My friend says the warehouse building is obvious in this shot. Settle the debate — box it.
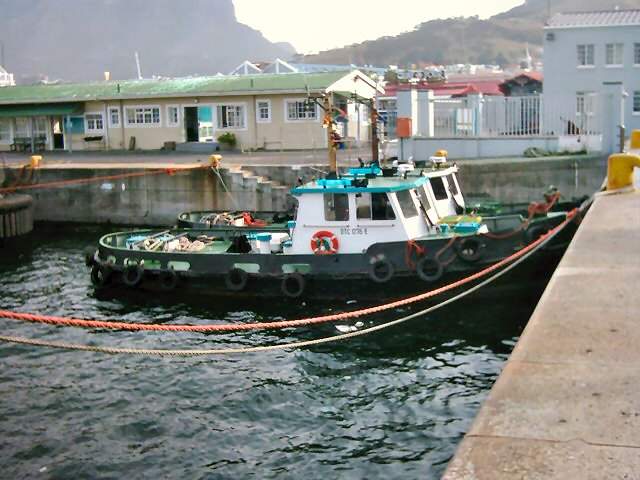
[0,70,381,152]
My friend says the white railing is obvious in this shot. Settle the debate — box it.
[431,94,602,138]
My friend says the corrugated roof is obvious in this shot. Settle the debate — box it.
[0,71,349,105]
[546,9,640,28]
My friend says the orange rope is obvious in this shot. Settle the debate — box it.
[405,240,426,269]
[0,165,207,194]
[0,209,578,333]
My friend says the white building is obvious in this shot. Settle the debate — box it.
[543,10,640,151]
[0,65,15,87]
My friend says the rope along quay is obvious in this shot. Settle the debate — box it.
[0,207,576,356]
[0,165,208,194]
[0,209,579,338]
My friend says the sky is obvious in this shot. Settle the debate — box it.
[233,0,524,54]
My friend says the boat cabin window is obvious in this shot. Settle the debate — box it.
[356,192,396,220]
[430,177,449,200]
[396,189,419,219]
[324,193,349,221]
[417,185,432,211]
[447,174,459,195]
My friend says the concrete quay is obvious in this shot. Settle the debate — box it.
[443,189,640,479]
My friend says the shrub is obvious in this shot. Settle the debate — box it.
[217,132,237,148]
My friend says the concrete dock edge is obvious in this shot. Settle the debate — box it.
[443,191,640,479]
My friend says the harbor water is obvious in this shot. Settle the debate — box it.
[0,224,555,478]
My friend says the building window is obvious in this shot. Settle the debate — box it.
[14,118,30,137]
[577,44,595,67]
[33,117,48,139]
[108,107,120,127]
[576,92,595,116]
[125,106,161,126]
[324,193,349,221]
[396,189,419,219]
[634,43,640,65]
[256,100,271,123]
[605,43,624,66]
[0,119,11,143]
[166,106,180,126]
[85,113,104,133]
[634,91,640,114]
[286,100,317,121]
[217,104,245,129]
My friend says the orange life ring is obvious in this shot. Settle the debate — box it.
[310,230,339,255]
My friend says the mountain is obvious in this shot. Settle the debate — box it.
[301,0,640,68]
[0,0,296,83]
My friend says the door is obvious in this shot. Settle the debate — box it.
[52,117,65,149]
[184,107,199,142]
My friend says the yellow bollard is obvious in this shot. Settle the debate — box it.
[209,154,222,169]
[630,130,640,150]
[30,155,42,169]
[606,153,640,191]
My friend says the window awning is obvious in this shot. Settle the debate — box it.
[0,103,84,118]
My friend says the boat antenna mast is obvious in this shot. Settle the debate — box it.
[306,92,338,178]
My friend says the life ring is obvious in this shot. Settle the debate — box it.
[159,269,179,291]
[225,267,248,292]
[310,230,339,255]
[281,273,305,298]
[455,238,483,263]
[369,258,395,284]
[416,257,443,283]
[90,264,111,288]
[123,264,144,287]
[525,224,546,243]
[84,247,97,267]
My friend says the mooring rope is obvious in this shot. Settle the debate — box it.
[0,164,208,194]
[0,209,578,355]
[0,209,578,334]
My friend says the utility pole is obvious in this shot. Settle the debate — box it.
[135,51,142,80]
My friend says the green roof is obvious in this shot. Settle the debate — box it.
[0,102,84,117]
[0,71,350,105]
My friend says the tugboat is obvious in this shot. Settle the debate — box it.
[86,93,578,299]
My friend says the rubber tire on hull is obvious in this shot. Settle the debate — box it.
[369,258,395,284]
[525,224,546,243]
[281,273,305,298]
[159,269,179,291]
[456,238,483,263]
[123,264,144,287]
[416,257,444,282]
[84,247,97,267]
[225,268,248,292]
[91,264,111,288]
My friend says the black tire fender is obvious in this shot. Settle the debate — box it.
[90,264,111,288]
[225,267,248,292]
[281,273,305,299]
[368,258,395,284]
[455,238,484,263]
[159,269,179,291]
[84,247,97,267]
[416,257,444,283]
[525,224,547,243]
[123,264,144,287]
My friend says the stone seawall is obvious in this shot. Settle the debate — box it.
[3,154,607,226]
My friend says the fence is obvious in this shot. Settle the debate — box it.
[432,93,602,138]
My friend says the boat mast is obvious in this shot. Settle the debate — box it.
[323,95,338,175]
[370,98,379,164]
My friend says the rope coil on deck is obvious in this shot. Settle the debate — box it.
[0,209,579,338]
[0,207,577,356]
